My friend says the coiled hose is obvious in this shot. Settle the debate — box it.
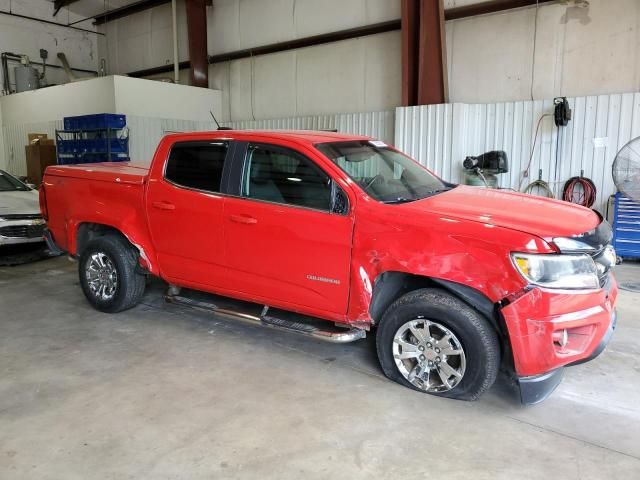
[562,176,597,207]
[523,179,554,198]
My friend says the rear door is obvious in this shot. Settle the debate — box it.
[146,140,231,288]
[223,142,354,315]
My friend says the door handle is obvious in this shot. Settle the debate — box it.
[229,214,257,225]
[152,201,175,211]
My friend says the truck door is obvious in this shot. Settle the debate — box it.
[146,140,231,288]
[223,142,353,315]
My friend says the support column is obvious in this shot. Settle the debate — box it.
[185,0,209,87]
[417,0,447,105]
[401,0,419,106]
[401,0,447,106]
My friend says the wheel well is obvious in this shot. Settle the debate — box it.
[76,223,130,257]
[369,272,510,346]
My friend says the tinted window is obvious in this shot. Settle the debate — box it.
[165,141,228,192]
[243,144,331,211]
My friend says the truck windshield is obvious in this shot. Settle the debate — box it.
[0,170,30,192]
[316,141,449,203]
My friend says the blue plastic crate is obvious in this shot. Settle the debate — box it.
[63,114,126,131]
[612,192,640,258]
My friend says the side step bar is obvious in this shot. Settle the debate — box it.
[165,291,366,344]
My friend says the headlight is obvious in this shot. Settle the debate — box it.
[511,253,599,289]
[552,236,596,252]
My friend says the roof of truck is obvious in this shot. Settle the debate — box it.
[163,129,373,145]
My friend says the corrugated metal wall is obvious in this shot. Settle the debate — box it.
[395,93,640,216]
[1,115,215,175]
[223,110,395,145]
[2,120,63,175]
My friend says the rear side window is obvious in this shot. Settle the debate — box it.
[165,141,228,192]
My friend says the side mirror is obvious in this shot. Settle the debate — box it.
[27,183,37,190]
[331,181,349,215]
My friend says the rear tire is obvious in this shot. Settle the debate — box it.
[376,288,499,401]
[79,234,146,313]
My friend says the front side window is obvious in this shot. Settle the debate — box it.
[165,141,228,193]
[243,144,332,211]
[316,141,450,204]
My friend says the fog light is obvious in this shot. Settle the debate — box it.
[553,329,569,348]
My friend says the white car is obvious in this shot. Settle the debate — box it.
[0,169,45,246]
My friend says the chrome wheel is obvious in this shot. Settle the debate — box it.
[85,252,118,301]
[392,318,466,392]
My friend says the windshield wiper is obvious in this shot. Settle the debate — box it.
[383,197,416,204]
[420,187,453,198]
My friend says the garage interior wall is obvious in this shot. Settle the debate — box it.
[395,92,640,218]
[100,0,640,123]
[0,76,220,175]
[99,0,402,123]
[0,0,99,88]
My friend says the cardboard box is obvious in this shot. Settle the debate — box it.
[28,133,54,146]
[25,144,57,186]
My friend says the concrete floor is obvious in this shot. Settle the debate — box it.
[1,255,639,479]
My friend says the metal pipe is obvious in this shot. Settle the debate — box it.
[57,53,78,82]
[171,0,179,83]
[0,10,104,36]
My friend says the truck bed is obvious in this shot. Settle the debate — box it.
[45,162,149,185]
[42,162,151,258]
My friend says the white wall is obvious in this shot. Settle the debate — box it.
[100,0,401,122]
[99,0,640,123]
[206,0,400,54]
[213,31,402,122]
[446,0,640,103]
[0,0,99,91]
[0,76,221,175]
[97,0,190,76]
[0,76,221,124]
[0,77,116,124]
[113,76,221,122]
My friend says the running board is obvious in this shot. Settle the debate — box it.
[165,291,366,344]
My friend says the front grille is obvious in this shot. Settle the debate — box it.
[0,214,41,220]
[0,224,44,239]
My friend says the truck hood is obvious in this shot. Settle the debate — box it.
[0,190,40,216]
[402,185,600,238]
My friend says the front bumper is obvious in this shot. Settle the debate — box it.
[517,310,617,404]
[501,274,618,403]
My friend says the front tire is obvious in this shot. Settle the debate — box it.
[376,288,499,401]
[79,234,146,313]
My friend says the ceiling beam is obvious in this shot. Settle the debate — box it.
[94,0,172,25]
[96,0,554,26]
[444,0,555,21]
[53,0,81,17]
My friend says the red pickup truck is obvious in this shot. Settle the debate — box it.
[40,130,618,404]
